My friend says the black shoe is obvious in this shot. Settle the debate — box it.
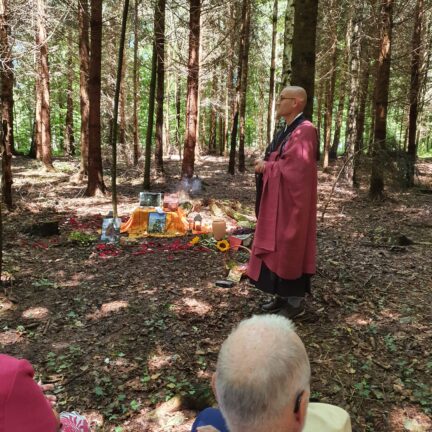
[278,303,305,319]
[261,296,287,313]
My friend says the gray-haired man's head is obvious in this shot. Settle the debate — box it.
[213,315,311,432]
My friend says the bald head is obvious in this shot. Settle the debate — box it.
[215,315,311,431]
[282,86,307,110]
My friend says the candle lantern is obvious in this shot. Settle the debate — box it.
[193,214,202,231]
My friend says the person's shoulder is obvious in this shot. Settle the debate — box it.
[298,120,316,132]
[0,354,34,378]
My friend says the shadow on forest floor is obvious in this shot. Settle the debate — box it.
[1,154,431,431]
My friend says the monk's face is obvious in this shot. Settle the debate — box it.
[276,89,297,119]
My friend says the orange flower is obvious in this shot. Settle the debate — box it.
[216,239,230,252]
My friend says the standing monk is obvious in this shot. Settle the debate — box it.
[247,86,318,318]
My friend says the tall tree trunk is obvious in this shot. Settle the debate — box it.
[175,75,182,157]
[406,0,424,187]
[209,71,218,153]
[154,0,165,172]
[238,0,251,175]
[78,0,90,178]
[86,0,106,196]
[281,0,294,89]
[181,0,201,178]
[356,56,370,152]
[119,52,127,162]
[36,0,54,171]
[143,40,157,190]
[110,0,129,217]
[1,121,12,209]
[291,0,318,120]
[0,0,15,159]
[132,0,140,165]
[322,9,338,169]
[369,0,394,199]
[267,0,278,144]
[64,28,75,156]
[345,6,363,186]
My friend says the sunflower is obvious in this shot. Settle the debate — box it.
[190,236,200,245]
[216,239,230,252]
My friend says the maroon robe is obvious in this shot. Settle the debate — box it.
[247,121,317,284]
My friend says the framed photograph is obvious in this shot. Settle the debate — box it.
[101,217,122,243]
[139,192,162,208]
[147,212,166,234]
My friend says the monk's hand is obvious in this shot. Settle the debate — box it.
[38,382,57,407]
[254,159,266,174]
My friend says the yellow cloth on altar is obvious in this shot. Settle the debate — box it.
[121,207,188,238]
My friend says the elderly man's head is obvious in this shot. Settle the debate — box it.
[213,315,311,432]
[276,86,307,121]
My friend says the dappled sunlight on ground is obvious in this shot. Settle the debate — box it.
[0,297,15,314]
[22,306,49,320]
[345,313,372,327]
[388,405,432,431]
[87,300,129,320]
[0,329,23,346]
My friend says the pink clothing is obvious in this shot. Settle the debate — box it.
[248,121,317,281]
[0,354,59,432]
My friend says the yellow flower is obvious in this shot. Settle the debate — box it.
[190,236,200,245]
[216,239,230,252]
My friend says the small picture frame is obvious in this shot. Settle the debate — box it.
[148,212,166,234]
[101,217,122,243]
[139,192,162,208]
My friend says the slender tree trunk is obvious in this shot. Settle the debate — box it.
[239,0,252,173]
[110,0,129,217]
[119,52,127,162]
[323,14,338,169]
[36,0,54,171]
[78,0,90,178]
[175,75,181,157]
[64,28,75,156]
[369,0,394,199]
[0,0,15,159]
[86,0,106,196]
[1,121,12,209]
[281,0,294,89]
[406,0,424,187]
[267,0,278,144]
[143,41,157,189]
[181,0,201,178]
[345,6,363,186]
[132,0,140,165]
[356,56,370,152]
[154,0,165,172]
[291,0,319,120]
[209,71,218,153]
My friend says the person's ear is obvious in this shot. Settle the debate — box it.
[294,390,309,427]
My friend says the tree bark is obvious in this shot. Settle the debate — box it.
[143,41,157,190]
[110,0,129,217]
[1,120,12,209]
[132,0,140,165]
[175,75,182,157]
[406,0,424,187]
[267,0,278,144]
[35,0,54,171]
[291,0,319,120]
[181,0,201,178]
[64,27,75,156]
[0,0,15,159]
[86,0,106,196]
[239,0,252,173]
[344,6,363,186]
[355,55,370,152]
[78,0,90,178]
[119,51,127,162]
[369,0,394,199]
[154,0,165,172]
[281,0,294,89]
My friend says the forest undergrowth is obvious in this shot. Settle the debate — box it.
[1,155,431,432]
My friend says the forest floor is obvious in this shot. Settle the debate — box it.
[1,154,432,432]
